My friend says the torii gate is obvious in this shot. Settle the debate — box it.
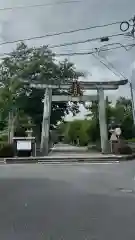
[31,79,127,155]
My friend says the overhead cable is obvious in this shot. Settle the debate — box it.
[0,42,135,59]
[50,33,127,49]
[0,0,82,11]
[92,52,135,93]
[91,53,123,79]
[54,42,135,56]
[0,31,128,47]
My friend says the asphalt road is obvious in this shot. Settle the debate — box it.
[1,161,135,240]
[49,143,89,157]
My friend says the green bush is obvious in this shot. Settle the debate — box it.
[0,143,14,157]
[0,141,8,150]
[14,127,27,137]
[0,134,8,142]
[87,120,100,143]
[66,120,90,146]
[127,138,135,142]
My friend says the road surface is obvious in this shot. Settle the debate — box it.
[1,161,135,239]
[49,143,90,156]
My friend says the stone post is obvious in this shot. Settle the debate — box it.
[98,88,108,153]
[40,88,52,155]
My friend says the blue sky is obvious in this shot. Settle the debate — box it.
[0,0,135,119]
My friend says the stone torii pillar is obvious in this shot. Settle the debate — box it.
[98,88,108,153]
[40,87,52,155]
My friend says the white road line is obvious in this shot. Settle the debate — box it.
[78,162,120,165]
[0,161,120,166]
[38,162,120,165]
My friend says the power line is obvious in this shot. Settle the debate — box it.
[0,42,135,59]
[0,0,82,11]
[54,42,135,56]
[50,33,127,49]
[48,21,121,38]
[0,21,124,47]
[0,31,128,48]
[92,39,135,120]
[92,52,135,94]
[96,53,128,79]
[0,16,131,50]
[91,53,123,79]
[94,46,135,84]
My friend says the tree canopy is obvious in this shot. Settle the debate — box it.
[0,43,84,138]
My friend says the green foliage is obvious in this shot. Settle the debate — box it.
[0,121,7,131]
[14,127,27,137]
[68,120,81,142]
[63,120,90,146]
[62,97,135,145]
[87,97,134,141]
[0,143,14,157]
[0,43,84,137]
[79,121,90,146]
[0,134,8,142]
[127,138,135,142]
[87,120,100,143]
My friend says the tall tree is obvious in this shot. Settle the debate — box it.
[65,120,90,145]
[0,43,84,137]
[86,97,134,141]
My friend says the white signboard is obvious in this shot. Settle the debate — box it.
[17,140,32,150]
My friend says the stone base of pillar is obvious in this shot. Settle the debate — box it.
[40,137,49,156]
[101,140,111,154]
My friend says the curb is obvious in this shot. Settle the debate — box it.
[121,154,135,161]
[0,154,135,164]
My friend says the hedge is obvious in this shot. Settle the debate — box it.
[0,142,14,158]
[127,138,135,143]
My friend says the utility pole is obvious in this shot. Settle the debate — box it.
[130,15,135,123]
[131,68,135,125]
[97,15,135,126]
[130,82,135,125]
[131,15,135,37]
[130,15,135,126]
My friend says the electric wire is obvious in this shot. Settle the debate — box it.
[0,1,84,11]
[0,42,135,58]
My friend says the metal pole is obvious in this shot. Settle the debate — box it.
[129,15,135,125]
[130,82,135,125]
[131,15,135,38]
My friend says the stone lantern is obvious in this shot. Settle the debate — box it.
[25,128,33,137]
